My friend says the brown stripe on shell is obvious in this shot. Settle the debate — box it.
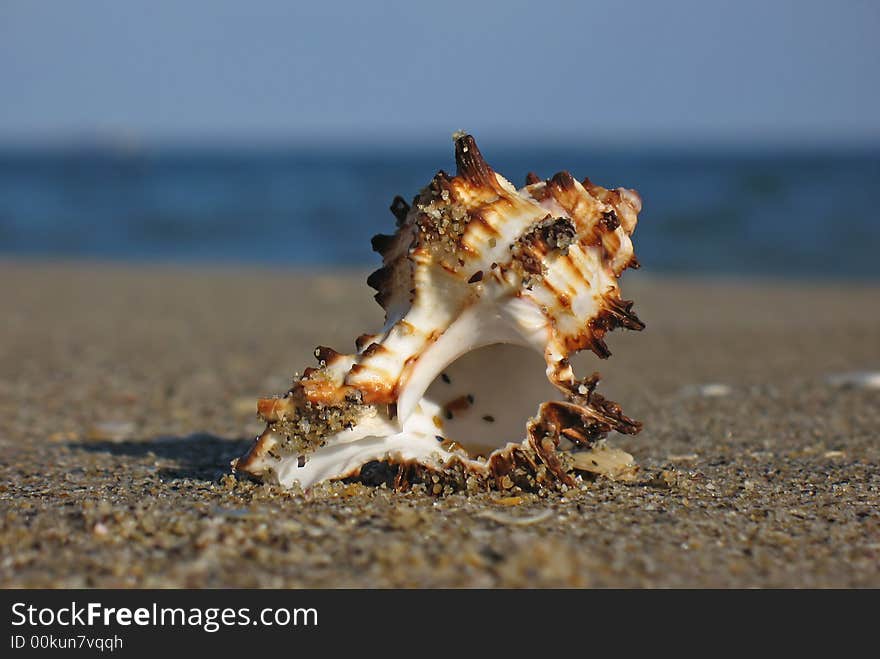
[603,231,623,266]
[582,179,642,236]
[554,250,589,290]
[362,342,391,358]
[584,178,640,214]
[581,177,610,202]
[439,261,458,276]
[546,175,632,268]
[385,327,443,402]
[456,194,528,261]
[355,333,377,351]
[594,186,623,209]
[549,305,617,359]
[549,171,577,191]
[525,171,542,185]
[539,277,564,304]
[467,208,502,236]
[231,426,277,472]
[527,182,550,202]
[547,176,625,254]
[299,376,349,405]
[454,134,498,189]
[314,345,341,364]
[593,211,628,271]
[570,293,643,359]
[256,396,296,422]
[348,374,396,405]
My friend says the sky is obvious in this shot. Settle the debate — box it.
[1,0,879,148]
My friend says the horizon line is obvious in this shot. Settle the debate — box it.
[2,131,880,156]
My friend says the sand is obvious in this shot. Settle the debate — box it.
[0,261,878,587]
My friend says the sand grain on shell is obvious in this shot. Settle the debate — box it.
[1,262,879,587]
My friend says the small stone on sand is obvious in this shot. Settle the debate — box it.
[681,383,733,398]
[86,421,136,442]
[667,453,699,463]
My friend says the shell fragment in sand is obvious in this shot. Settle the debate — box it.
[570,444,638,481]
[825,371,880,390]
[476,509,554,526]
[666,453,699,463]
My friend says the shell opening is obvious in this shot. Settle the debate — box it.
[418,344,555,459]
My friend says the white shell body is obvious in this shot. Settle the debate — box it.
[234,135,644,491]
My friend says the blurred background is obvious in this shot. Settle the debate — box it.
[1,0,878,277]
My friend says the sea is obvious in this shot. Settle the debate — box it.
[1,145,878,278]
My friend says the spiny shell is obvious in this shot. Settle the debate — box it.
[233,134,644,492]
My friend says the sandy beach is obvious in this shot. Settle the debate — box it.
[1,260,878,587]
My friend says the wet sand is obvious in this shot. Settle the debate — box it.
[1,261,878,587]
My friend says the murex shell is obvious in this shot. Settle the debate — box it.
[233,134,645,492]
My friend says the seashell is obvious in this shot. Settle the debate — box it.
[233,134,645,492]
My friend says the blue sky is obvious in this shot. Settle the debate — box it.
[1,0,878,147]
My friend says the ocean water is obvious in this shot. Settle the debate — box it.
[1,146,878,278]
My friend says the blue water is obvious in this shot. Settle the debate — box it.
[1,146,878,278]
